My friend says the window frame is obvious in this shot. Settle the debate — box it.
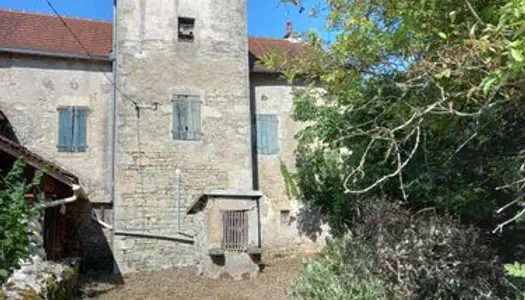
[256,114,279,155]
[57,106,88,153]
[178,17,195,42]
[172,94,202,141]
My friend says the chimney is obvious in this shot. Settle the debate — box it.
[284,21,293,39]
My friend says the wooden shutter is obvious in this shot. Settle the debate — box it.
[256,114,279,155]
[58,108,73,152]
[173,97,188,140]
[187,96,201,140]
[73,108,87,152]
[173,95,201,141]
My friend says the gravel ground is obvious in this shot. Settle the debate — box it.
[77,255,308,300]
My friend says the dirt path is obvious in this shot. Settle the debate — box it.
[77,256,306,300]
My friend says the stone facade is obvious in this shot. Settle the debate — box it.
[113,0,253,273]
[0,53,112,203]
[0,4,329,276]
[251,73,330,253]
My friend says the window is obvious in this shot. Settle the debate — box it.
[57,106,87,152]
[172,94,202,141]
[178,17,195,42]
[222,210,249,251]
[280,210,290,225]
[256,114,279,155]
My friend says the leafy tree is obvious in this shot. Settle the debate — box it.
[0,158,42,282]
[266,0,525,230]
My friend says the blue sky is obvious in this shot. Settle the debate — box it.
[0,0,328,40]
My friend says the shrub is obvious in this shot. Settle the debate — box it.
[292,234,401,300]
[292,201,518,300]
[0,158,42,283]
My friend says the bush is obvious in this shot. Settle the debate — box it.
[292,201,519,300]
[292,234,401,300]
[0,159,41,283]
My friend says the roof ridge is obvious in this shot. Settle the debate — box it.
[0,8,112,24]
[249,36,290,41]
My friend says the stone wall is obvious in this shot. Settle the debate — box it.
[0,53,113,204]
[113,0,252,273]
[251,73,330,252]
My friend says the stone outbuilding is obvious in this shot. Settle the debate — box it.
[187,190,262,279]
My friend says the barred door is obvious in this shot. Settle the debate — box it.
[222,210,249,251]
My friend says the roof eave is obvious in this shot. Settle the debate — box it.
[0,47,113,62]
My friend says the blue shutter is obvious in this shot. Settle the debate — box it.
[173,98,189,140]
[173,95,201,141]
[172,101,179,139]
[187,96,201,140]
[268,115,279,154]
[256,114,279,155]
[74,108,87,152]
[58,108,73,152]
[256,115,265,154]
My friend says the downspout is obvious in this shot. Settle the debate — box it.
[110,0,117,206]
[41,184,82,208]
[175,169,181,232]
[110,0,119,275]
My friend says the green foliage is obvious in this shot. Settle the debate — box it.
[505,262,525,278]
[265,0,525,229]
[268,1,525,297]
[0,158,42,283]
[280,160,300,200]
[293,201,518,300]
[292,233,399,300]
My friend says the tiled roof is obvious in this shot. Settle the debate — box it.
[0,9,112,58]
[248,37,304,58]
[0,9,304,71]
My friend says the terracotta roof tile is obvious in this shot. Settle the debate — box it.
[0,9,112,57]
[248,36,304,59]
[0,10,303,70]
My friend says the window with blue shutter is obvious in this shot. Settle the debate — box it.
[172,95,202,141]
[57,106,88,152]
[256,114,279,155]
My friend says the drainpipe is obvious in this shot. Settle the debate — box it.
[110,0,118,206]
[175,169,181,232]
[41,184,81,208]
[91,211,194,244]
[110,0,119,275]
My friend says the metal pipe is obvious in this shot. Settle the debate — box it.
[42,195,77,208]
[41,184,81,208]
[175,169,181,232]
[113,230,194,244]
[0,47,112,62]
[110,0,118,205]
[91,212,113,230]
[92,206,195,244]
[110,0,119,276]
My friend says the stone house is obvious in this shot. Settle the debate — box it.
[0,1,329,277]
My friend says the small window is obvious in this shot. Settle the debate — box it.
[178,17,195,42]
[57,106,87,152]
[222,210,249,251]
[280,210,290,225]
[256,114,279,155]
[172,94,202,141]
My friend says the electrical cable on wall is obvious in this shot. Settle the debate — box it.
[42,0,157,112]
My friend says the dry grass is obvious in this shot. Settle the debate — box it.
[76,255,308,300]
